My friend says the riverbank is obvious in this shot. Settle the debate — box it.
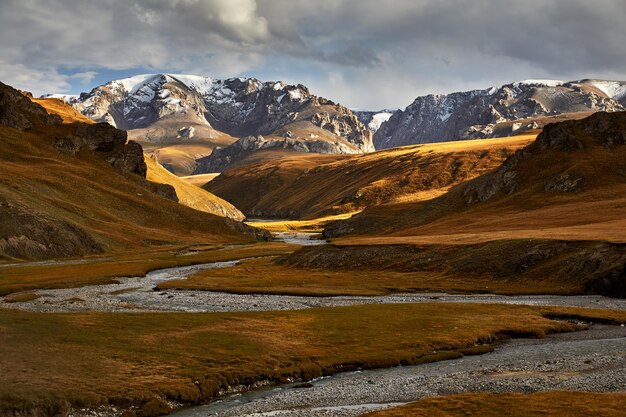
[2,304,624,417]
[170,324,626,417]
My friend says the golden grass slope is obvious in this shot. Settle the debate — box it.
[206,134,535,219]
[145,155,244,220]
[181,173,220,187]
[32,97,95,124]
[327,112,626,245]
[0,92,257,261]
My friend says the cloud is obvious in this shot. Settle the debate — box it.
[1,0,625,107]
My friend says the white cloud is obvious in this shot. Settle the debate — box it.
[1,0,625,107]
[0,62,72,95]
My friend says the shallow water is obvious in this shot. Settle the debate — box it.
[271,231,326,245]
[169,325,626,416]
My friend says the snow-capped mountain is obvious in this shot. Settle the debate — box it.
[354,110,394,132]
[65,74,373,172]
[375,79,626,149]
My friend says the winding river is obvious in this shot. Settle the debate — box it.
[2,231,625,416]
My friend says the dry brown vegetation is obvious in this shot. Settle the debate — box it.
[363,392,626,417]
[0,94,260,261]
[158,239,625,297]
[145,155,244,220]
[1,303,624,417]
[206,135,535,219]
[0,243,296,296]
[327,113,626,243]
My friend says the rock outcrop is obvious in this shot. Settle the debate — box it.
[375,79,626,149]
[0,82,61,129]
[55,123,147,176]
[461,111,626,205]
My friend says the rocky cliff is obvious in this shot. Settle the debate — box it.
[375,79,626,149]
[66,74,373,172]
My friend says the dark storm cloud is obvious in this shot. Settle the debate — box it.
[1,0,625,108]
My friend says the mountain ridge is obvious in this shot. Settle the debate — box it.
[375,79,626,149]
[62,73,373,174]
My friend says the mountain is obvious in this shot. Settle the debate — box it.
[66,74,373,174]
[375,79,626,149]
[277,111,626,297]
[204,134,535,219]
[326,111,626,243]
[354,110,394,132]
[0,81,263,261]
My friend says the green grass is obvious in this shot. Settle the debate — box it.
[1,304,624,416]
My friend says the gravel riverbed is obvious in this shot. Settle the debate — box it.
[3,259,626,313]
[169,325,626,417]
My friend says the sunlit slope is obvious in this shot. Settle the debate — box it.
[327,112,626,245]
[0,85,255,261]
[206,134,535,219]
[145,155,244,220]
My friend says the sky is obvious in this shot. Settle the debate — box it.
[1,0,626,110]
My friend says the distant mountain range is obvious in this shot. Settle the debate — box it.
[375,79,626,149]
[51,76,626,171]
[61,74,373,174]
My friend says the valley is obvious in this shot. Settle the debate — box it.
[1,72,625,417]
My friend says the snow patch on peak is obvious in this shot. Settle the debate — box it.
[167,74,214,95]
[288,88,304,101]
[513,79,564,88]
[368,112,393,131]
[40,93,79,102]
[113,74,162,95]
[588,80,626,100]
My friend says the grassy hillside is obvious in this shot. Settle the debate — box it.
[326,112,626,243]
[249,112,626,298]
[145,155,245,220]
[206,134,535,219]
[181,173,220,187]
[0,89,257,261]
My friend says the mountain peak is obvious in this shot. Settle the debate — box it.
[375,78,626,149]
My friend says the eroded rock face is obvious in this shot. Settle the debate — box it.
[54,124,147,177]
[375,79,626,149]
[68,74,373,154]
[194,134,361,173]
[0,82,61,130]
[310,110,372,151]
